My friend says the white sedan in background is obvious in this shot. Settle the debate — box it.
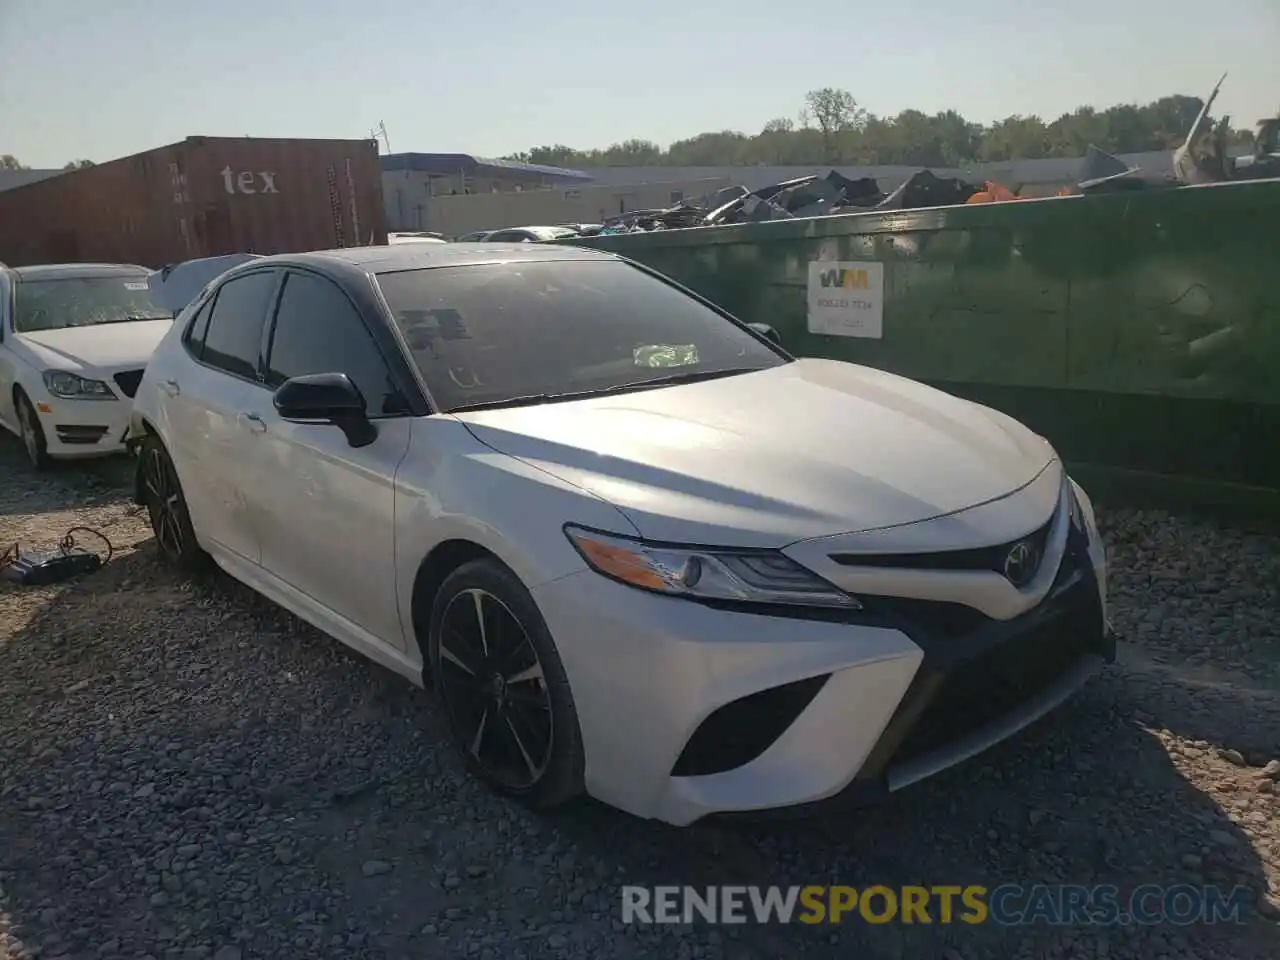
[0,262,174,469]
[127,243,1111,826]
[388,232,448,245]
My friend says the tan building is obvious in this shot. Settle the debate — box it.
[381,152,596,232]
[415,177,733,238]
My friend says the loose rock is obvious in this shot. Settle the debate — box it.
[0,449,1275,960]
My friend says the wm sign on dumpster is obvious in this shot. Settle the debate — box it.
[819,266,872,289]
[807,260,885,339]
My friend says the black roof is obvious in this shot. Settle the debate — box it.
[11,262,150,282]
[253,242,616,275]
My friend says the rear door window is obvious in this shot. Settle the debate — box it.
[183,296,216,354]
[199,271,279,380]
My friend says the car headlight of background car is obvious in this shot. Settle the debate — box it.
[42,370,117,401]
[564,525,859,609]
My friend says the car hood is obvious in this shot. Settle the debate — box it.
[14,320,172,373]
[148,253,263,314]
[454,358,1057,547]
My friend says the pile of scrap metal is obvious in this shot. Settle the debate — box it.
[587,74,1275,236]
[1084,73,1276,192]
[600,204,709,232]
[700,169,985,226]
[1174,73,1278,184]
[590,171,993,233]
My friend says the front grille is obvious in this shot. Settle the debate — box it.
[890,603,1101,767]
[859,597,992,638]
[113,369,144,398]
[829,506,1057,577]
[54,425,109,445]
[671,674,830,777]
[855,539,1080,639]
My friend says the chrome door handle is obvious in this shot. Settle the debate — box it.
[238,412,267,434]
[162,378,180,397]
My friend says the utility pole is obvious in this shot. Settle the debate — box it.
[368,121,391,155]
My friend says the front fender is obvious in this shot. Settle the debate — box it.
[125,410,157,503]
[392,417,641,652]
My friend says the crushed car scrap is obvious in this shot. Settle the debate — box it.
[585,74,1275,235]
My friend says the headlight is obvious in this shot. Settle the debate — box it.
[564,525,860,609]
[43,370,116,400]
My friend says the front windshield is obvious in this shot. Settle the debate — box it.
[376,260,787,412]
[13,275,172,333]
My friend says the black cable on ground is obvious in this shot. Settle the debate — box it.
[0,525,115,585]
[57,526,114,565]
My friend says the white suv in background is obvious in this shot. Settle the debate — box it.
[0,262,174,469]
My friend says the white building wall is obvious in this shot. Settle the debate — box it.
[383,170,535,231]
[383,168,614,231]
[411,178,732,237]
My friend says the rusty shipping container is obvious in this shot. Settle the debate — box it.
[0,136,388,267]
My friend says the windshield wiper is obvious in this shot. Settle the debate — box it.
[86,314,173,325]
[445,367,766,413]
[608,367,765,390]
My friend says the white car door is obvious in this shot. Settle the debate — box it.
[163,269,282,566]
[0,271,19,433]
[239,269,410,650]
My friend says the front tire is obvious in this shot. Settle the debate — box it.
[138,434,208,573]
[428,558,585,809]
[14,390,51,471]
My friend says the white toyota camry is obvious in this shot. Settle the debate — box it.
[0,262,174,468]
[127,243,1111,826]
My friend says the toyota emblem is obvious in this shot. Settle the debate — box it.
[1003,540,1039,587]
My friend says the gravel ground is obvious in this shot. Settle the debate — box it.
[1,439,1277,960]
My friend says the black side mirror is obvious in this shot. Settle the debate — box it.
[747,322,782,345]
[273,372,377,448]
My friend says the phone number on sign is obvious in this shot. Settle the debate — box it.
[814,298,875,310]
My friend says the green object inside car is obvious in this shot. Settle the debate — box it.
[634,344,699,367]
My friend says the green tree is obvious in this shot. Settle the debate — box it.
[667,131,753,166]
[803,87,867,162]
[758,117,796,164]
[1,155,27,170]
[506,87,1249,171]
[505,87,1252,170]
[978,115,1050,162]
[63,159,95,170]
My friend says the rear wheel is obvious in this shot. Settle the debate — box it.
[428,558,584,809]
[14,390,51,471]
[139,434,208,572]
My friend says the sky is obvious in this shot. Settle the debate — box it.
[1,0,1277,169]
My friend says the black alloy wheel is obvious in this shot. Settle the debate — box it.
[429,559,584,807]
[139,435,207,572]
[438,586,553,788]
